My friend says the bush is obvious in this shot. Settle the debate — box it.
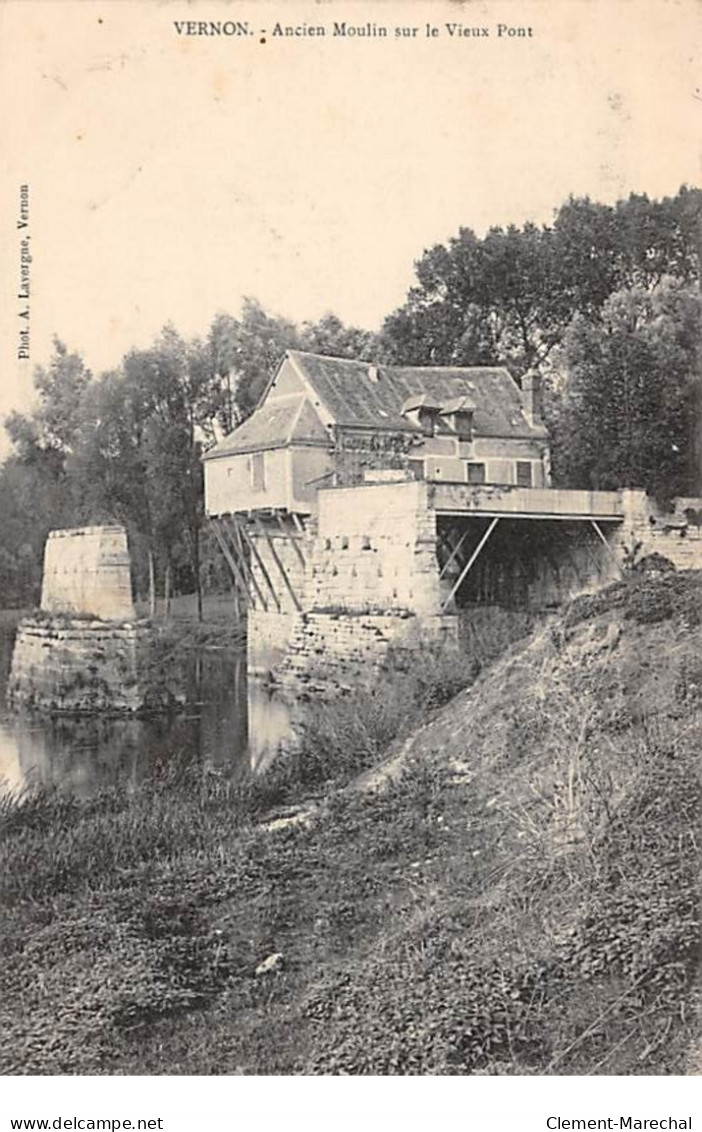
[623,572,702,626]
[285,647,478,793]
[565,571,702,630]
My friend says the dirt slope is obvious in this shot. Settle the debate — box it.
[1,572,700,1075]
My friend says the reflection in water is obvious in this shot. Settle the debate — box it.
[0,618,297,798]
[247,681,296,774]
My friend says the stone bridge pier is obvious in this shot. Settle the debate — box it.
[9,526,182,714]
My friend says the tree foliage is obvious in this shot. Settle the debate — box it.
[379,187,701,376]
[205,298,299,425]
[380,186,701,499]
[0,340,92,605]
[205,300,376,428]
[5,338,92,476]
[299,312,376,362]
[554,280,702,500]
[0,457,77,606]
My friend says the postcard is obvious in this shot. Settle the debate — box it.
[1,0,700,1116]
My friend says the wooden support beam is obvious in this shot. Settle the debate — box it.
[253,514,302,612]
[441,517,500,612]
[226,518,270,611]
[225,517,263,608]
[438,525,473,581]
[435,528,455,565]
[591,520,624,575]
[274,510,306,567]
[291,512,306,538]
[236,521,281,612]
[223,516,272,612]
[437,524,468,566]
[211,518,257,610]
[217,518,251,608]
[212,519,245,602]
[221,526,243,621]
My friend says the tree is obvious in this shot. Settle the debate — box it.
[380,221,578,374]
[5,337,92,477]
[123,325,226,619]
[206,312,240,435]
[299,312,377,360]
[379,187,702,377]
[209,299,300,423]
[554,279,702,501]
[0,455,77,606]
[68,369,158,608]
[2,339,93,606]
[66,327,218,619]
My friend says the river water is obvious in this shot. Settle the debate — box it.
[0,617,293,798]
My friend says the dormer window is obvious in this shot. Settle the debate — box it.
[439,396,476,441]
[418,407,437,437]
[450,410,473,441]
[401,393,442,436]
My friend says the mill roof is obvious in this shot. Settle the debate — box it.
[288,351,543,438]
[204,394,329,458]
[204,350,546,459]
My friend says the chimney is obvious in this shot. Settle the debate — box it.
[522,371,542,427]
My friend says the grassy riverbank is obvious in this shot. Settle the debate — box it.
[136,592,246,651]
[1,572,701,1075]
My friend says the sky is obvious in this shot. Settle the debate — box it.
[0,0,700,449]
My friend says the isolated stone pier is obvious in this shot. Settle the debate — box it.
[9,525,180,714]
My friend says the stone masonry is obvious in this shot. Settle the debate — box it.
[10,525,181,714]
[247,481,446,682]
[41,525,134,620]
[611,490,702,571]
[246,482,702,694]
[9,618,152,713]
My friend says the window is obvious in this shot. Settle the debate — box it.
[452,410,474,442]
[251,451,266,492]
[418,407,437,437]
[466,462,486,484]
[516,461,533,488]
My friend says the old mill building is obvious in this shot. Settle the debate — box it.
[203,350,702,686]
